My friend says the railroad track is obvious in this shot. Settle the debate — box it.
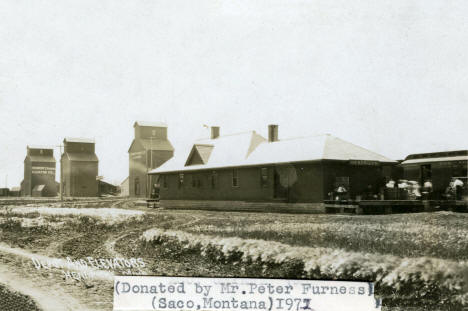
[0,197,127,207]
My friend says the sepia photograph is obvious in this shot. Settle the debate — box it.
[0,1,467,310]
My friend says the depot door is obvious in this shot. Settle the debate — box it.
[273,169,288,200]
[420,164,432,184]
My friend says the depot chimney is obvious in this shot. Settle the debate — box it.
[211,126,220,139]
[268,124,278,142]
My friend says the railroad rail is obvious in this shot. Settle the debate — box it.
[324,199,468,214]
[0,197,126,206]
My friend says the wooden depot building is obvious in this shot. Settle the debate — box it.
[150,125,397,212]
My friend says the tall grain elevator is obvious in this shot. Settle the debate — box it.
[21,146,57,197]
[128,121,174,197]
[61,138,99,197]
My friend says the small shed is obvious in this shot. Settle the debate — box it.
[9,187,21,197]
[98,180,118,196]
[32,185,46,197]
[120,176,129,197]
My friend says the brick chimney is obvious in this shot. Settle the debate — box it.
[268,124,278,142]
[210,126,220,139]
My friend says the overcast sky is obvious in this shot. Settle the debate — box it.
[1,0,467,187]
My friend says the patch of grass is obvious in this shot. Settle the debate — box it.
[179,211,468,260]
[140,230,467,311]
[57,213,177,259]
[0,226,55,249]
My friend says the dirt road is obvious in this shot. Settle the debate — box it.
[0,201,198,310]
[0,244,113,310]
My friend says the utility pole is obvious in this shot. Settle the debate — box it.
[150,136,153,198]
[146,136,155,199]
[150,136,153,170]
[145,144,148,198]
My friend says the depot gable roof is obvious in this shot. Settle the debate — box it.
[150,132,395,174]
[151,131,266,174]
[245,134,395,166]
[185,144,215,166]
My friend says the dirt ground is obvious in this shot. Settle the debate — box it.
[0,200,465,310]
[0,200,197,310]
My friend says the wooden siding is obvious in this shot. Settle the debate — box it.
[23,159,56,197]
[61,157,98,197]
[160,200,325,214]
[158,160,391,203]
[322,161,385,199]
[159,162,325,203]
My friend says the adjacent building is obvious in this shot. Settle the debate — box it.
[401,150,468,198]
[120,176,129,197]
[128,121,174,198]
[21,146,57,197]
[99,180,118,195]
[9,187,21,197]
[150,125,396,206]
[61,138,99,197]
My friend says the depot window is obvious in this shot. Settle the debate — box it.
[191,174,201,188]
[211,171,218,189]
[232,169,239,187]
[178,174,184,188]
[260,167,268,187]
